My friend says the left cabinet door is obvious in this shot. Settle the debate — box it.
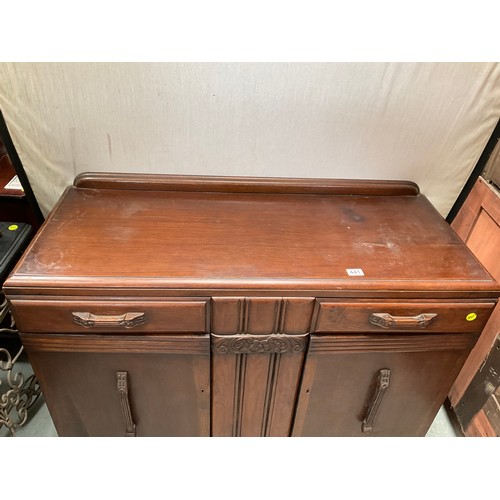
[20,333,211,437]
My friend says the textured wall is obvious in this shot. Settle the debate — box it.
[1,62,499,216]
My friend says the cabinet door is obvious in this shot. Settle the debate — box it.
[293,333,477,437]
[21,333,210,437]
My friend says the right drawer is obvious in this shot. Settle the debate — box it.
[313,300,496,333]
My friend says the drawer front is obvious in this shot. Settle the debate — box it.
[10,298,210,334]
[313,300,496,333]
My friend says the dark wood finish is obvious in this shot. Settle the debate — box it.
[23,333,210,437]
[211,297,315,335]
[74,171,421,196]
[4,173,499,437]
[21,333,210,354]
[313,300,495,334]
[293,333,477,437]
[9,297,210,333]
[447,176,500,435]
[211,334,308,436]
[5,174,496,296]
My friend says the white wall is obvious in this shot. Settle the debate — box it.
[1,62,499,216]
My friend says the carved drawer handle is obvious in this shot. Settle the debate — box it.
[362,368,391,434]
[369,312,437,329]
[117,371,136,437]
[72,312,146,329]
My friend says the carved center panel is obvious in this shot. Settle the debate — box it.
[211,333,309,354]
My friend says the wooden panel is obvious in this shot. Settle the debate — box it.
[293,333,476,437]
[449,177,500,408]
[451,177,500,246]
[466,209,500,282]
[306,333,478,354]
[482,391,500,435]
[449,306,500,405]
[282,298,316,333]
[10,298,209,333]
[211,333,308,436]
[211,297,315,335]
[20,333,210,354]
[314,300,495,334]
[26,337,210,437]
[74,172,421,196]
[464,409,497,437]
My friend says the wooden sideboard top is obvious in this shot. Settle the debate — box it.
[4,173,499,297]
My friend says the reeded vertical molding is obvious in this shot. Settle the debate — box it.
[232,353,247,437]
[273,299,287,334]
[261,352,281,436]
[237,298,250,334]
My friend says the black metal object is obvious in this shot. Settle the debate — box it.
[0,222,32,282]
[0,221,32,355]
[0,221,41,435]
[0,109,44,226]
[447,118,500,223]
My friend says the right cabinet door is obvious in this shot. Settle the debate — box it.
[292,333,477,436]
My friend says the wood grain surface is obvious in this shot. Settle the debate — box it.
[4,174,498,295]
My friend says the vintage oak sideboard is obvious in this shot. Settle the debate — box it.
[3,173,499,437]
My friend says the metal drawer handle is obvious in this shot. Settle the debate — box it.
[72,312,146,329]
[369,312,437,329]
[117,371,136,437]
[362,368,391,434]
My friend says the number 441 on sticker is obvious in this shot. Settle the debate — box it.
[346,268,364,276]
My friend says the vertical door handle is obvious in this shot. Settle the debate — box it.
[117,371,136,437]
[362,368,391,434]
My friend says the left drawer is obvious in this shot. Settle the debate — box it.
[9,298,210,334]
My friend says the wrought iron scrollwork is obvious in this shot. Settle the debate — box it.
[0,343,42,436]
[1,300,42,436]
